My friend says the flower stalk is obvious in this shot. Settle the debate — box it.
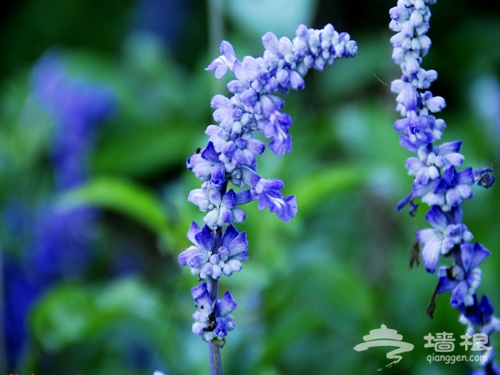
[389,0,499,373]
[178,23,357,374]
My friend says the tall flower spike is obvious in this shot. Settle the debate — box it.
[179,23,357,375]
[389,1,497,373]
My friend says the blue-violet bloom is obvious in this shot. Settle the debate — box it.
[179,23,358,354]
[389,0,498,373]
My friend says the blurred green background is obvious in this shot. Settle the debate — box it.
[1,0,500,374]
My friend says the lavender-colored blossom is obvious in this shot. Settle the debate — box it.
[416,205,472,273]
[437,242,490,308]
[414,166,475,211]
[252,176,298,222]
[205,23,357,163]
[389,0,497,372]
[405,141,464,186]
[459,295,500,338]
[178,223,248,280]
[188,183,251,229]
[191,283,236,344]
[180,24,357,352]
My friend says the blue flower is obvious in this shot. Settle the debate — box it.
[469,347,500,375]
[459,295,500,337]
[189,22,358,236]
[188,183,252,229]
[437,242,490,308]
[28,51,117,283]
[2,257,42,369]
[178,223,248,280]
[205,23,357,159]
[3,51,117,370]
[187,142,226,187]
[389,0,498,371]
[396,192,419,216]
[31,51,116,190]
[475,168,496,189]
[416,205,472,273]
[394,113,445,152]
[181,23,357,348]
[206,41,237,79]
[413,166,474,211]
[405,141,464,186]
[191,283,236,345]
[252,175,298,222]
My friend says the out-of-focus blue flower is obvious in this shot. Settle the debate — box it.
[28,51,116,283]
[2,257,42,370]
[31,52,116,189]
[30,205,96,285]
[475,168,496,189]
[389,0,497,371]
[2,51,116,370]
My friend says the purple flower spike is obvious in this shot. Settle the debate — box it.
[182,23,357,350]
[389,0,498,370]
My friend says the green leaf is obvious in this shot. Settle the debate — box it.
[30,278,168,353]
[57,176,174,246]
[30,283,97,352]
[261,311,322,363]
[290,165,368,216]
[91,122,197,178]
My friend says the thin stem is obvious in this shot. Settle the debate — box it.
[207,0,225,95]
[207,226,223,375]
[207,277,223,375]
[207,0,224,58]
[208,338,223,375]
